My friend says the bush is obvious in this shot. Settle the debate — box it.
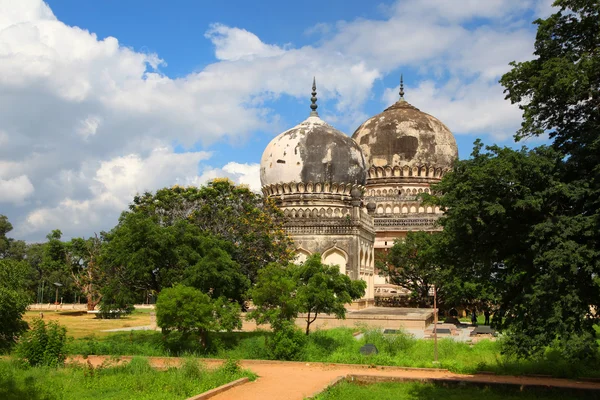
[16,319,67,367]
[0,260,30,353]
[268,321,306,360]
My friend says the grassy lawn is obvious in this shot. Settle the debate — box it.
[314,381,594,400]
[0,357,255,400]
[23,310,152,339]
[64,328,600,378]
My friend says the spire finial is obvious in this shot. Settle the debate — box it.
[399,74,405,100]
[310,77,319,116]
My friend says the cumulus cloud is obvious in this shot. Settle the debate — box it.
[0,175,35,204]
[0,0,548,240]
[205,24,286,61]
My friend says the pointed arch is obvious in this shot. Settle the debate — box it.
[322,247,348,275]
[294,248,311,264]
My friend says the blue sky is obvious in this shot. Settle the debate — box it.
[0,0,555,241]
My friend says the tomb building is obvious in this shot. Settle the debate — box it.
[260,79,376,306]
[352,76,458,265]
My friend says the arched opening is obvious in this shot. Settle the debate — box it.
[322,247,348,275]
[294,248,311,264]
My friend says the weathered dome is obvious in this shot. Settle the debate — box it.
[260,115,367,187]
[352,83,458,170]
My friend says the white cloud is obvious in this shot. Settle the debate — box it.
[205,24,286,61]
[0,0,543,240]
[0,175,34,204]
[198,162,261,192]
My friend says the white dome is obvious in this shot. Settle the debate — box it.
[260,115,367,187]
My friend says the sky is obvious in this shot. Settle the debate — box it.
[0,0,556,242]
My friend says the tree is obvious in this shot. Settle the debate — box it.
[249,254,366,335]
[247,262,299,329]
[0,215,26,260]
[383,231,441,307]
[427,142,599,359]
[127,180,293,282]
[496,0,600,358]
[295,255,366,335]
[100,215,250,306]
[66,236,103,310]
[0,259,30,352]
[156,284,241,347]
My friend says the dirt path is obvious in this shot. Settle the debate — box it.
[68,356,600,400]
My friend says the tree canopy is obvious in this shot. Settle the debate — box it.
[127,180,293,282]
[100,215,250,306]
[249,254,366,335]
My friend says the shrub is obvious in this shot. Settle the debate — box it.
[16,319,67,367]
[268,321,306,360]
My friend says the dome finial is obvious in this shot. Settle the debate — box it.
[399,74,405,100]
[310,77,319,117]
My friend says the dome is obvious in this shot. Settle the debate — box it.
[260,115,367,187]
[352,80,458,170]
[260,79,367,188]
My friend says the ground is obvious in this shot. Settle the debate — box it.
[23,309,152,338]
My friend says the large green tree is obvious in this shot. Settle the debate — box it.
[428,141,598,359]
[128,179,293,282]
[497,0,599,358]
[100,215,250,305]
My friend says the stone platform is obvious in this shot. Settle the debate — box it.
[241,307,434,331]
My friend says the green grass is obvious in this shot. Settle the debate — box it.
[314,381,596,400]
[0,357,255,400]
[63,327,600,379]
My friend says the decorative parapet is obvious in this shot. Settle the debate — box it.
[373,217,441,230]
[261,181,364,197]
[366,164,451,180]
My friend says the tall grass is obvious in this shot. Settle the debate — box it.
[63,327,600,378]
[314,381,593,400]
[0,357,255,400]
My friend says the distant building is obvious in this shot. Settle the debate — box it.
[259,78,457,306]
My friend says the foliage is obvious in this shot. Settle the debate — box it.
[427,142,600,358]
[295,254,366,334]
[499,0,600,358]
[65,327,600,378]
[15,319,67,367]
[267,320,306,360]
[100,212,250,307]
[66,236,104,310]
[0,357,255,400]
[249,254,366,335]
[423,1,600,360]
[383,231,440,306]
[0,259,30,352]
[0,215,26,260]
[247,262,299,328]
[127,180,293,282]
[156,284,241,347]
